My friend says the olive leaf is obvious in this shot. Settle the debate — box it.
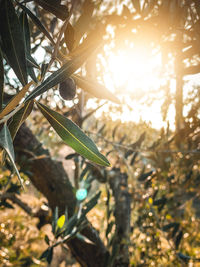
[36,102,110,167]
[0,0,27,85]
[0,124,24,188]
[73,0,95,47]
[25,43,99,102]
[8,100,34,139]
[0,48,3,111]
[64,22,75,51]
[17,2,55,45]
[0,81,33,119]
[19,11,38,83]
[35,0,69,21]
[72,74,120,104]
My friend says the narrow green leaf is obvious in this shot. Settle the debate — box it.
[175,230,183,250]
[19,11,31,54]
[8,100,34,139]
[162,223,178,232]
[36,102,110,167]
[0,48,4,111]
[46,247,53,264]
[82,191,101,217]
[27,54,39,69]
[52,207,58,234]
[27,66,38,83]
[76,233,94,244]
[72,74,120,104]
[41,63,49,79]
[19,11,38,83]
[177,252,191,263]
[25,43,99,102]
[106,221,114,238]
[138,170,153,182]
[17,2,55,45]
[0,200,14,209]
[0,81,33,119]
[73,0,95,47]
[0,0,27,85]
[0,124,24,188]
[64,214,78,236]
[44,235,50,245]
[64,22,75,51]
[130,152,138,166]
[35,0,69,21]
[40,248,50,260]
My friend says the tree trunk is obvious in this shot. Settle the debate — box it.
[175,34,184,134]
[109,169,131,267]
[14,123,108,267]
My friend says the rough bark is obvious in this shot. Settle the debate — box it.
[14,123,108,267]
[175,34,184,134]
[109,169,131,267]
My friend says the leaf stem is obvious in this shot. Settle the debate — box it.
[0,103,24,124]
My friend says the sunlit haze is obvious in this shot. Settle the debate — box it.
[87,42,176,130]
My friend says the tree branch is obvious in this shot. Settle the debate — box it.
[14,123,108,267]
[0,192,33,215]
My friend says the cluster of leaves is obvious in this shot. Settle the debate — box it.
[1,0,200,266]
[40,190,101,264]
[0,0,122,190]
[86,110,200,265]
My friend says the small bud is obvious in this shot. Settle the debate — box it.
[59,77,76,100]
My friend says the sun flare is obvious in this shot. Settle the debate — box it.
[105,45,162,94]
[90,43,176,130]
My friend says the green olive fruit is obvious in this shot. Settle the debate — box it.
[59,77,76,100]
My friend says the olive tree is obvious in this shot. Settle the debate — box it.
[1,1,200,266]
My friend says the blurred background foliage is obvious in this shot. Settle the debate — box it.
[1,0,200,266]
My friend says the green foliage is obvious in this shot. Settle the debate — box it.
[36,102,110,166]
[0,0,200,266]
[0,0,27,85]
[41,191,101,264]
[0,124,23,187]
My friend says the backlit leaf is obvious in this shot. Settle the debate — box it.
[72,75,120,104]
[82,191,101,216]
[35,0,69,21]
[8,100,34,139]
[0,48,3,111]
[18,2,55,45]
[64,22,75,51]
[25,43,100,102]
[0,0,27,85]
[73,0,95,47]
[19,11,31,54]
[76,233,94,244]
[0,124,24,188]
[0,81,33,119]
[36,102,110,167]
[19,11,38,83]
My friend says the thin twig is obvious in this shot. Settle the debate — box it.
[0,192,33,215]
[0,103,24,124]
[44,1,77,76]
[87,131,200,155]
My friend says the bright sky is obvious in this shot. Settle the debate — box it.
[10,29,198,131]
[86,41,176,130]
